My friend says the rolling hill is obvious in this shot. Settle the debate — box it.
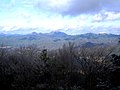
[0,31,119,49]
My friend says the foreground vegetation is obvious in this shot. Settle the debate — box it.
[0,43,120,90]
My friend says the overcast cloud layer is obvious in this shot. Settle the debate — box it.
[34,0,120,15]
[0,0,120,34]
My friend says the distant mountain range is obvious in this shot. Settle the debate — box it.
[0,31,120,49]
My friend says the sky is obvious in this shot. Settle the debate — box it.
[0,0,120,35]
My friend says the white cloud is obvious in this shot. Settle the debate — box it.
[1,9,120,34]
[93,10,120,22]
[105,12,120,20]
[33,0,120,15]
[0,0,120,34]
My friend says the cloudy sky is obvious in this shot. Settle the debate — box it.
[0,0,120,35]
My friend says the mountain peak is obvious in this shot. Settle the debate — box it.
[48,31,68,37]
[31,32,38,35]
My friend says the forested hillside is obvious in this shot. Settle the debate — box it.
[0,43,120,90]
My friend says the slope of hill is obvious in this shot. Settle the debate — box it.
[0,31,119,49]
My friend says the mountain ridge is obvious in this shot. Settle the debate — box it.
[0,31,119,49]
[1,31,120,36]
